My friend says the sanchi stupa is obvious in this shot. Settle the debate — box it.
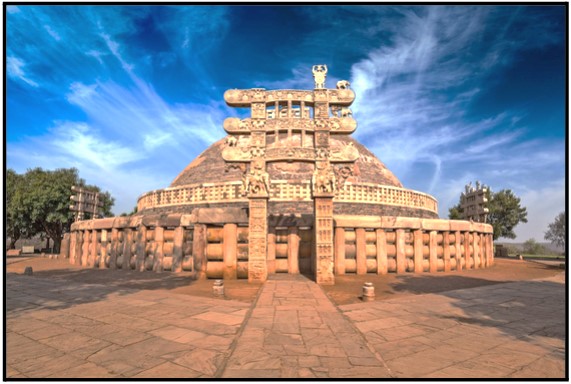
[61,65,494,285]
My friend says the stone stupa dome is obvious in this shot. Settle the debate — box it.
[137,134,438,219]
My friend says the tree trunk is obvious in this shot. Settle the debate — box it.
[53,237,62,254]
[8,236,19,250]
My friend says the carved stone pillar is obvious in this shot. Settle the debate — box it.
[413,229,423,273]
[248,198,268,282]
[443,231,451,272]
[69,231,77,264]
[464,231,471,269]
[90,230,97,267]
[334,227,346,275]
[396,229,406,274]
[429,231,437,273]
[123,228,132,270]
[136,226,147,272]
[223,223,238,279]
[376,229,388,275]
[356,228,367,275]
[192,225,206,278]
[288,226,300,274]
[314,197,334,285]
[109,228,118,269]
[267,228,276,274]
[153,226,164,273]
[455,230,462,271]
[99,229,108,269]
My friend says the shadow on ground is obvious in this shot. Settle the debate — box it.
[6,259,261,314]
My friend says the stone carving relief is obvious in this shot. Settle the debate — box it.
[313,161,336,195]
[334,165,353,191]
[315,147,330,159]
[222,146,252,162]
[336,80,350,89]
[244,160,269,197]
[340,107,353,117]
[250,147,266,158]
[265,147,315,162]
[225,135,237,147]
[329,142,359,162]
[312,65,328,89]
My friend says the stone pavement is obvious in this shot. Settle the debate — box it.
[341,272,566,378]
[6,271,566,379]
[221,274,391,378]
[6,275,250,378]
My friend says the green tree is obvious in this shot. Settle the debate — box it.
[544,211,565,249]
[7,167,115,253]
[449,187,528,240]
[448,204,462,220]
[523,238,546,255]
[487,189,528,240]
[6,169,36,249]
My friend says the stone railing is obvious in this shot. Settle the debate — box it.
[332,215,494,274]
[61,212,492,282]
[137,181,438,214]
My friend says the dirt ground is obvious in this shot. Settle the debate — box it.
[323,258,565,305]
[5,256,563,306]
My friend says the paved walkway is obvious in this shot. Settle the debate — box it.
[221,274,391,378]
[6,271,566,379]
[341,273,566,378]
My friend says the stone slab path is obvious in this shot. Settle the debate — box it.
[6,275,250,378]
[221,274,391,378]
[6,271,566,379]
[340,273,566,378]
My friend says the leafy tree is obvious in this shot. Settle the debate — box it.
[544,212,565,249]
[487,189,528,240]
[448,204,462,220]
[449,187,528,240]
[523,238,546,255]
[6,167,115,253]
[6,169,36,249]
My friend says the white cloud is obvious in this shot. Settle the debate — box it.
[50,122,144,169]
[7,56,38,87]
[44,25,61,41]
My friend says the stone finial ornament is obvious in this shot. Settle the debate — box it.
[312,64,328,89]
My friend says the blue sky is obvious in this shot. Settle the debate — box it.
[6,5,566,242]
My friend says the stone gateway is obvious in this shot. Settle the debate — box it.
[62,67,494,284]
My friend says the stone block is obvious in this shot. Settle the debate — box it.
[21,246,35,254]
[421,219,450,231]
[381,216,421,229]
[7,249,22,256]
[128,215,143,228]
[93,217,115,230]
[113,216,130,228]
[196,208,248,224]
[449,220,471,231]
[334,215,381,228]
[180,213,199,227]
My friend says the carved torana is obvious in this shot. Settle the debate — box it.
[221,65,359,284]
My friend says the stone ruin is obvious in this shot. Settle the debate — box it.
[60,66,494,285]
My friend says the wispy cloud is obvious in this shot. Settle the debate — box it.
[7,56,38,87]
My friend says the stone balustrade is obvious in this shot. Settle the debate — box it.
[136,181,438,215]
[61,213,492,280]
